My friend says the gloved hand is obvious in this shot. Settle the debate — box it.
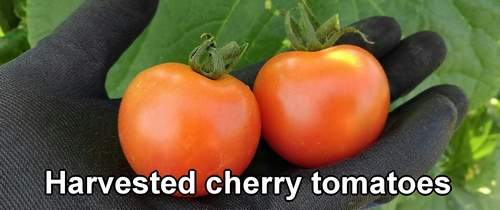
[0,0,468,209]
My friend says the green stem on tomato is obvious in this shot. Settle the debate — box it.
[285,0,374,52]
[189,33,248,80]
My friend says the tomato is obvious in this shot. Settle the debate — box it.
[118,62,261,196]
[253,45,390,168]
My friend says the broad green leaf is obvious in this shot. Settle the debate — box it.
[105,0,300,97]
[27,0,500,108]
[26,0,82,46]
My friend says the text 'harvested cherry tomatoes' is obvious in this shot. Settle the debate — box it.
[253,2,390,169]
[118,34,261,197]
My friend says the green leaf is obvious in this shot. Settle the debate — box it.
[439,101,500,207]
[0,0,27,64]
[0,28,29,65]
[385,0,500,110]
[104,0,299,98]
[26,0,500,108]
[26,0,83,46]
[392,186,499,210]
[0,0,19,32]
[12,0,27,24]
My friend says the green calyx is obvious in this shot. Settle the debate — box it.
[189,33,248,80]
[285,0,374,52]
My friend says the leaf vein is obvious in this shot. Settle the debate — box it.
[351,0,360,21]
[367,0,386,16]
[215,0,240,37]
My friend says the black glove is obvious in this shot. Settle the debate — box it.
[0,0,468,209]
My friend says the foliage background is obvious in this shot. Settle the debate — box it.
[1,0,499,209]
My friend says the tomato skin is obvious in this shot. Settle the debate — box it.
[118,63,261,196]
[253,45,389,169]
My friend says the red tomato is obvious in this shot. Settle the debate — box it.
[253,45,389,168]
[118,63,261,196]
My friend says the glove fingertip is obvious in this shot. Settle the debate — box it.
[335,16,402,58]
[419,85,469,130]
[383,30,447,101]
